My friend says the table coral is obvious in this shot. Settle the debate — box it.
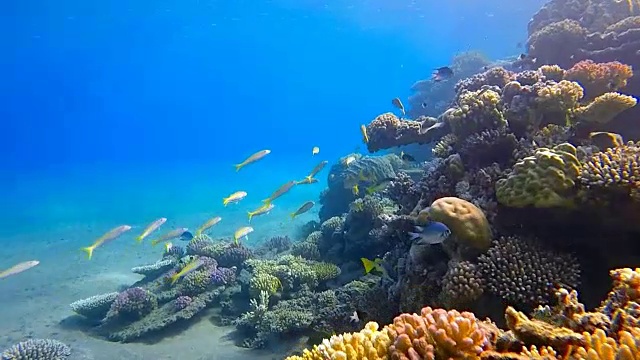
[573,92,637,124]
[495,143,581,208]
[70,291,118,320]
[564,60,634,99]
[426,197,492,252]
[535,80,585,114]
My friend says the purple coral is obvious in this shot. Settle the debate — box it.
[210,266,237,286]
[216,244,251,267]
[163,244,185,259]
[104,287,158,322]
[174,296,193,311]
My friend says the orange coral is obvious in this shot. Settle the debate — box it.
[387,307,491,360]
[564,60,634,99]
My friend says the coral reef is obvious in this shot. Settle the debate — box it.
[1,339,71,360]
[69,292,118,320]
[287,268,640,360]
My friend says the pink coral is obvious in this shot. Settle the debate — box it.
[564,59,634,99]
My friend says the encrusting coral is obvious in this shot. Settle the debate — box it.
[495,143,581,208]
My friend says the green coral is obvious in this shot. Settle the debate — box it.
[291,240,321,260]
[495,142,581,208]
[181,269,214,296]
[249,273,282,296]
[245,255,340,292]
[308,262,341,282]
[444,88,506,138]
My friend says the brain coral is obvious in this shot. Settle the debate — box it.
[426,197,492,252]
[495,142,581,208]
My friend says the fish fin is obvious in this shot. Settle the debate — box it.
[360,258,375,274]
[414,226,424,232]
[81,246,94,260]
[408,232,421,240]
[234,164,243,172]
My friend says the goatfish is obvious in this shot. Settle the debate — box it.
[151,227,189,246]
[312,146,320,155]
[262,180,296,204]
[223,191,247,206]
[136,217,167,243]
[169,258,204,285]
[408,221,451,245]
[360,124,369,144]
[365,177,395,195]
[307,160,328,179]
[391,97,406,116]
[195,216,222,236]
[234,149,271,172]
[82,225,132,260]
[589,131,623,150]
[234,226,254,245]
[290,201,314,219]
[248,203,274,222]
[0,260,40,280]
[296,177,319,185]
[360,257,392,281]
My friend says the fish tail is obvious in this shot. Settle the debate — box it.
[222,198,229,206]
[135,235,144,243]
[81,246,95,260]
[194,229,202,237]
[234,163,243,172]
[233,237,239,246]
[360,258,375,274]
[169,274,179,285]
[247,212,253,222]
[290,212,296,219]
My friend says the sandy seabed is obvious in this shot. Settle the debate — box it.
[0,209,316,360]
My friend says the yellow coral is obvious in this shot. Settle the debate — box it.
[249,272,282,295]
[539,65,566,82]
[536,80,584,113]
[433,134,457,158]
[444,88,506,138]
[285,321,391,360]
[573,92,637,124]
[496,143,581,208]
[427,197,492,251]
[579,142,640,201]
[571,328,640,360]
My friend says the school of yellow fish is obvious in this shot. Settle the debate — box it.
[0,123,379,283]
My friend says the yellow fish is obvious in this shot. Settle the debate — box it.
[352,184,359,196]
[360,257,392,280]
[234,149,271,172]
[307,160,328,179]
[234,226,254,245]
[151,227,189,246]
[136,217,167,243]
[263,180,296,204]
[223,191,247,206]
[82,225,132,260]
[0,260,40,279]
[391,97,406,116]
[248,203,275,222]
[296,177,319,185]
[312,146,320,155]
[195,216,222,236]
[169,258,204,285]
[164,242,173,253]
[290,201,314,219]
[589,131,623,150]
[360,124,369,144]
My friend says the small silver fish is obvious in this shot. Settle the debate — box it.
[349,311,360,323]
[408,221,451,245]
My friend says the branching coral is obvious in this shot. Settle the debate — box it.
[496,143,581,208]
[564,60,634,99]
[1,339,72,360]
[579,141,640,201]
[478,236,581,308]
[440,260,485,308]
[70,292,118,320]
[443,88,506,139]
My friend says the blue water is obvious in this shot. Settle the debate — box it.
[1,0,546,358]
